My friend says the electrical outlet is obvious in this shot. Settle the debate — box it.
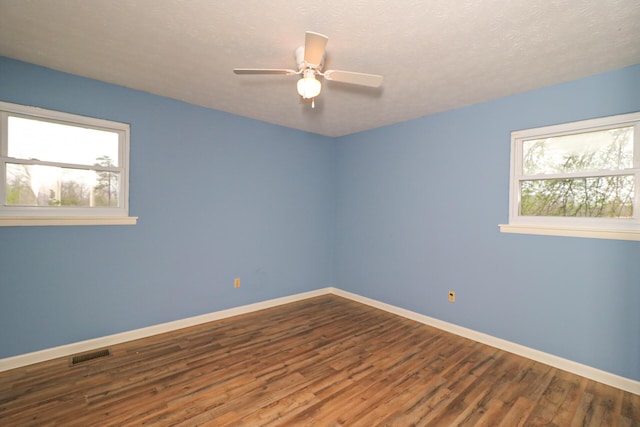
[234,278,241,289]
[448,291,455,303]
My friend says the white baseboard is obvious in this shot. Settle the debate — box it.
[330,288,640,395]
[2,286,638,395]
[0,288,330,373]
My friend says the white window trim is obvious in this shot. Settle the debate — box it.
[0,101,137,226]
[0,216,138,227]
[499,112,640,241]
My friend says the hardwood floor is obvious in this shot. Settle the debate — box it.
[1,295,638,426]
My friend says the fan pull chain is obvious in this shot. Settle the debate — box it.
[312,98,315,109]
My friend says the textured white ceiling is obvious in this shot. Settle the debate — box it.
[1,0,639,137]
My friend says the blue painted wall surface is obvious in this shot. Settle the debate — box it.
[335,64,640,381]
[1,56,639,383]
[0,57,337,358]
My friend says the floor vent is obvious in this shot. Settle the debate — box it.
[70,349,111,365]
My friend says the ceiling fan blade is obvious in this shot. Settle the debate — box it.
[304,31,328,67]
[233,68,297,75]
[323,70,383,88]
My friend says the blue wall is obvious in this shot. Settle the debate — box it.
[1,56,639,382]
[335,64,640,381]
[0,57,337,357]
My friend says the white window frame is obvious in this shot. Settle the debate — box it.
[0,101,137,226]
[500,112,640,241]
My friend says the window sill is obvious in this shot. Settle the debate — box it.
[0,216,138,227]
[499,223,640,241]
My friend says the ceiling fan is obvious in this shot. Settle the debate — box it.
[233,31,383,107]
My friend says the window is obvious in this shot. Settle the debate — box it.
[500,112,640,241]
[0,101,136,226]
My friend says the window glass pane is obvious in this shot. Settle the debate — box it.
[520,175,634,218]
[522,127,633,175]
[8,116,119,167]
[6,163,120,208]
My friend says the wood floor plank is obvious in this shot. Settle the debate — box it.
[622,390,640,422]
[0,295,637,426]
[497,396,537,427]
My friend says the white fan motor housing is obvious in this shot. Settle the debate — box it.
[295,46,325,71]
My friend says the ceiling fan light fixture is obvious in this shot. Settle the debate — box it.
[234,31,383,105]
[297,69,321,99]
